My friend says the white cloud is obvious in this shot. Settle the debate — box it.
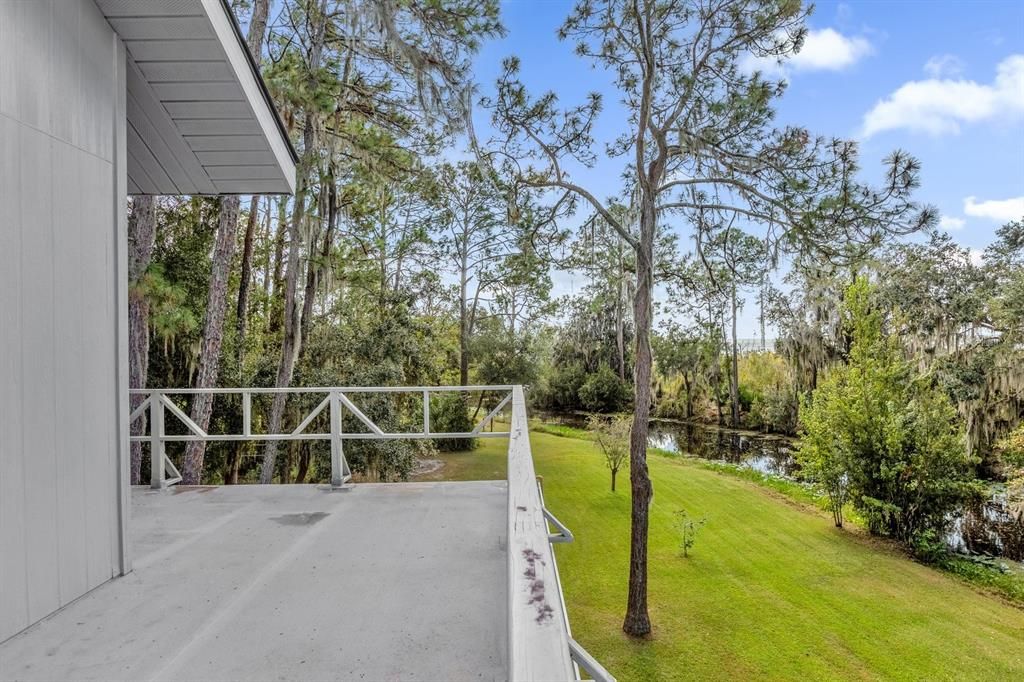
[743,28,873,75]
[938,215,965,231]
[924,54,965,79]
[791,28,874,71]
[862,54,1024,137]
[963,195,1024,222]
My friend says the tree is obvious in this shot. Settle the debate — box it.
[181,0,270,484]
[436,161,512,386]
[877,227,1024,472]
[590,414,631,491]
[234,0,271,367]
[797,277,978,543]
[665,256,732,423]
[565,206,637,380]
[795,369,851,528]
[653,323,712,420]
[258,0,503,483]
[181,197,241,483]
[259,0,331,484]
[127,196,156,484]
[489,0,932,635]
[766,260,848,394]
[698,224,768,426]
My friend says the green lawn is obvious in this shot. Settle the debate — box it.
[416,428,1024,681]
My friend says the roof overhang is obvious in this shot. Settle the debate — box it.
[96,0,297,195]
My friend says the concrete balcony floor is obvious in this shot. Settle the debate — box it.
[0,482,508,681]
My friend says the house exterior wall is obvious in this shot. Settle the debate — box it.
[0,0,128,642]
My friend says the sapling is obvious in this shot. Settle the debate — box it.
[675,510,707,558]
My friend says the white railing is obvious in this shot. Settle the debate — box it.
[506,386,615,682]
[129,385,514,489]
[128,384,613,681]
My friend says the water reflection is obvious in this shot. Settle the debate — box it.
[948,492,1023,561]
[647,421,796,478]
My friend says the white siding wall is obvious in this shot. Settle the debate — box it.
[0,0,127,642]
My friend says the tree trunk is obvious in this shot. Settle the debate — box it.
[758,275,767,352]
[611,467,617,492]
[295,444,310,484]
[182,196,240,484]
[616,240,626,380]
[729,280,740,427]
[244,0,270,61]
[299,172,335,355]
[299,213,324,350]
[269,202,286,332]
[260,213,304,483]
[459,243,470,386]
[261,202,273,313]
[258,0,327,484]
[623,201,654,638]
[128,196,156,485]
[179,0,269,484]
[260,127,316,484]
[241,0,269,349]
[235,196,261,371]
[224,444,243,485]
[683,373,693,419]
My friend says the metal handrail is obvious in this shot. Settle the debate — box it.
[537,477,615,682]
[569,639,617,682]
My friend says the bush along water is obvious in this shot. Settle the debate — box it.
[796,278,982,555]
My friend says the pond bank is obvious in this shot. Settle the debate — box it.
[535,412,1024,562]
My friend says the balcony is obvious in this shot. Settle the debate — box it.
[0,386,612,681]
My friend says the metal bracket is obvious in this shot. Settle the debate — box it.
[543,507,574,544]
[162,454,183,487]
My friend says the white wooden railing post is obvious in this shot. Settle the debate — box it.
[330,390,343,487]
[242,390,251,437]
[423,389,430,436]
[149,393,165,489]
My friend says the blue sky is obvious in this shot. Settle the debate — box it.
[469,0,1024,335]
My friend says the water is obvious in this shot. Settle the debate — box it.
[947,491,1023,561]
[647,420,796,477]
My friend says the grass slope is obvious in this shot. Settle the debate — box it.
[418,430,1024,681]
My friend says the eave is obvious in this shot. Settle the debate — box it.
[95,0,297,195]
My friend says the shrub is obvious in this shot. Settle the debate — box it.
[544,363,588,411]
[578,364,631,413]
[749,385,800,434]
[430,393,477,452]
[737,384,757,412]
[911,528,951,564]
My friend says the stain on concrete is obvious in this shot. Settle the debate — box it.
[171,486,217,495]
[269,512,329,526]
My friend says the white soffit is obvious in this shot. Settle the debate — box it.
[95,0,297,195]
